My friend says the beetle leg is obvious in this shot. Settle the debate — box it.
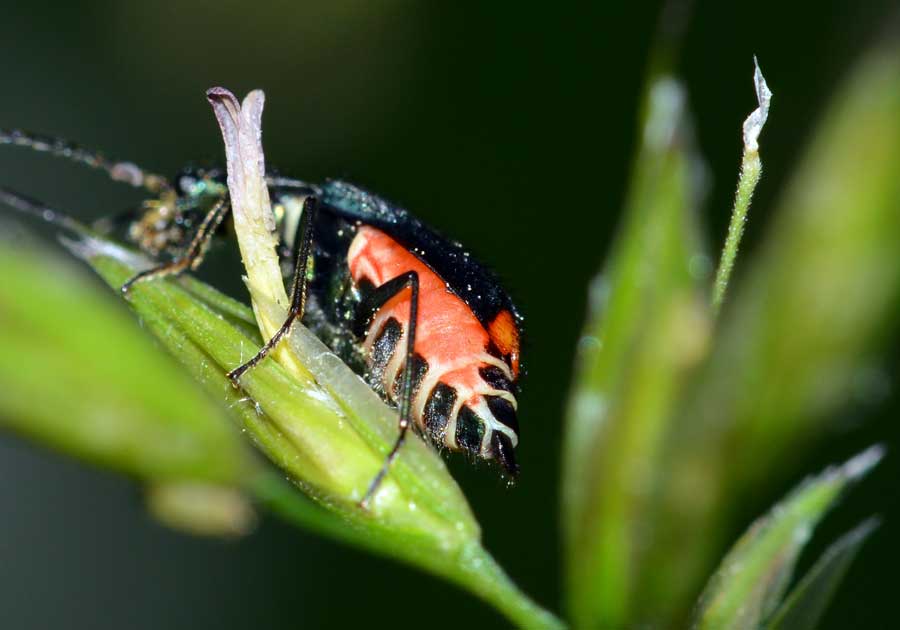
[264,175,320,196]
[227,195,319,383]
[121,192,231,295]
[352,270,420,509]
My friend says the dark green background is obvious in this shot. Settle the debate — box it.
[1,2,897,628]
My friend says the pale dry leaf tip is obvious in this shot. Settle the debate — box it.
[206,88,242,199]
[238,90,275,233]
[840,444,885,481]
[742,56,773,153]
[207,86,287,316]
[206,87,241,139]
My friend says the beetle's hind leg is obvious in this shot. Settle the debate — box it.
[226,195,319,383]
[121,193,231,295]
[351,270,421,509]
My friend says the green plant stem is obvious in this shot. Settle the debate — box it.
[255,471,566,630]
[459,550,566,630]
[712,149,761,313]
[80,248,562,630]
[453,549,569,629]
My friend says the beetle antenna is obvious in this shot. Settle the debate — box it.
[0,129,171,194]
[0,186,88,235]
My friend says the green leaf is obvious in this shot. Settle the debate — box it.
[55,233,562,630]
[765,518,879,630]
[561,75,710,629]
[251,470,564,630]
[0,236,252,487]
[636,42,900,625]
[691,446,882,630]
[82,243,476,536]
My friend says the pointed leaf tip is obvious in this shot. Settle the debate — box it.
[766,518,880,630]
[839,444,885,481]
[692,446,883,630]
[743,56,772,152]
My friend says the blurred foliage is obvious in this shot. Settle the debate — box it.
[1,2,899,630]
[692,447,881,630]
[0,238,252,488]
[561,74,709,629]
[765,518,879,630]
[642,42,900,626]
[562,39,900,629]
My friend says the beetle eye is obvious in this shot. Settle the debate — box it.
[455,406,485,455]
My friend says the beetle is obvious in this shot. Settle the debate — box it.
[0,129,523,505]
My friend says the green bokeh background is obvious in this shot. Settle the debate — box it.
[0,2,897,628]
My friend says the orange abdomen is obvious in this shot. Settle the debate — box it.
[347,226,516,449]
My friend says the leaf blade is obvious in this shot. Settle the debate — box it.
[639,42,900,625]
[691,447,883,630]
[764,518,879,630]
[73,238,560,629]
[562,75,710,629]
[0,236,251,486]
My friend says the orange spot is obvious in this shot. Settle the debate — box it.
[489,310,520,378]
